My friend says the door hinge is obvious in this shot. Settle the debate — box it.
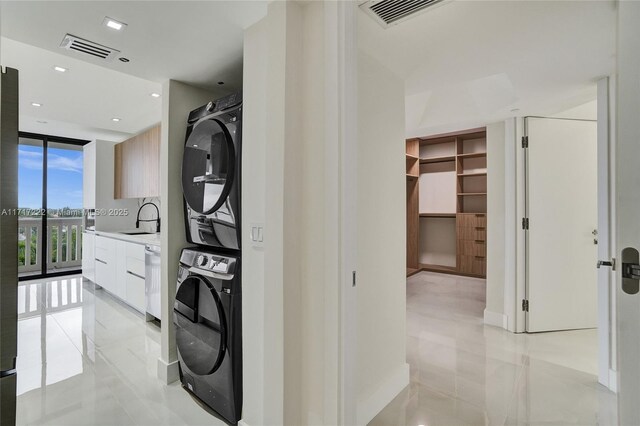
[522,136,529,148]
[522,217,529,230]
[522,299,529,312]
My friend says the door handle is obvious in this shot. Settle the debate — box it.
[597,259,615,269]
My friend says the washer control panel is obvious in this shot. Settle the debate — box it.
[189,252,230,274]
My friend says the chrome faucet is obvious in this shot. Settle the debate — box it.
[136,202,160,233]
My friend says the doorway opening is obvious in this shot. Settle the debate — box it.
[18,132,88,280]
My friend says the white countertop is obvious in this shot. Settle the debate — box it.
[91,230,161,246]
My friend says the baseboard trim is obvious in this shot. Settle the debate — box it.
[357,363,410,425]
[484,309,508,329]
[608,368,618,393]
[157,357,180,384]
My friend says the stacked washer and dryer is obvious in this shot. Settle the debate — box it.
[174,92,243,425]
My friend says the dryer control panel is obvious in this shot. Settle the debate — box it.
[187,92,243,124]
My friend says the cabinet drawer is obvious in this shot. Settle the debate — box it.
[94,246,111,264]
[125,271,145,313]
[457,255,486,276]
[457,213,486,228]
[95,235,116,250]
[126,242,145,261]
[95,258,114,292]
[457,226,486,241]
[126,257,145,278]
[458,240,486,256]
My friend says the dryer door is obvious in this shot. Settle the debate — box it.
[182,119,236,215]
[174,275,227,376]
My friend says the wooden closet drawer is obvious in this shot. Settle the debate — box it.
[457,213,486,228]
[458,240,486,256]
[458,255,486,276]
[457,226,486,241]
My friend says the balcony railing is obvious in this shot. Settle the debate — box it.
[18,217,83,275]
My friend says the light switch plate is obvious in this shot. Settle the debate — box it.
[250,223,264,247]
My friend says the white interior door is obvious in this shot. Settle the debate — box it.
[526,117,598,332]
[616,2,640,422]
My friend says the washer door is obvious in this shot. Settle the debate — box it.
[182,119,235,215]
[174,275,227,376]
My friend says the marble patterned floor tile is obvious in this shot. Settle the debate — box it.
[15,275,226,426]
[370,271,617,426]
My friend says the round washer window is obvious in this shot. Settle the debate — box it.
[174,276,227,375]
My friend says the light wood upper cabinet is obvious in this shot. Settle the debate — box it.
[114,125,160,199]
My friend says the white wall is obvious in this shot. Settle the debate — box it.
[158,80,220,383]
[356,50,409,425]
[553,99,597,120]
[243,4,408,424]
[90,140,139,232]
[485,121,506,327]
[242,2,345,424]
[241,14,269,426]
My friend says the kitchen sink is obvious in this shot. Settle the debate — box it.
[119,230,155,235]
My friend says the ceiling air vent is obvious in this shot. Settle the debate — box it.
[59,34,120,61]
[360,0,447,28]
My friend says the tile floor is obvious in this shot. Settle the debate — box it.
[370,272,618,426]
[15,275,225,426]
[16,273,618,426]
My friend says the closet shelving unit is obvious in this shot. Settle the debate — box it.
[406,127,487,278]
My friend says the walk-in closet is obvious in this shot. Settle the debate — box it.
[406,127,487,278]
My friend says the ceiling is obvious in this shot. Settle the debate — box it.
[0,1,267,141]
[1,37,161,141]
[357,0,617,136]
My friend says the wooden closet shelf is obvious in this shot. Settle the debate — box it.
[419,213,456,218]
[406,174,419,180]
[406,154,419,160]
[458,192,487,196]
[458,172,487,177]
[458,152,487,159]
[420,155,456,164]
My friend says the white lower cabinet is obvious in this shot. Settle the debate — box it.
[95,258,112,292]
[125,272,146,312]
[93,234,154,315]
[114,241,128,300]
[94,236,116,293]
[82,232,95,282]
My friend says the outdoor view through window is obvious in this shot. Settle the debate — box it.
[18,136,84,277]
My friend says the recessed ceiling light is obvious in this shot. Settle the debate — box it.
[510,108,520,113]
[112,118,121,122]
[31,102,42,107]
[217,81,224,85]
[150,93,161,98]
[119,57,130,63]
[103,17,127,31]
[53,66,67,73]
